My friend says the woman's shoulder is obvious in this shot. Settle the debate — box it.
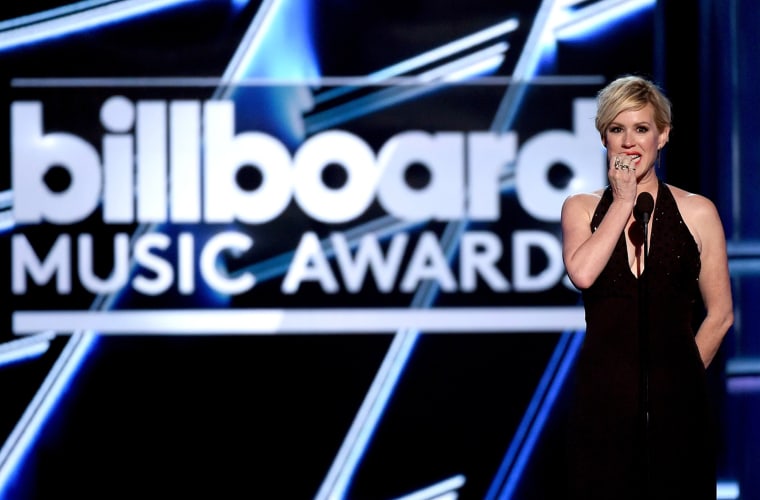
[664,184,722,243]
[665,183,718,213]
[564,187,606,206]
[561,188,606,222]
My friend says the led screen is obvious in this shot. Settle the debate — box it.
[0,1,659,498]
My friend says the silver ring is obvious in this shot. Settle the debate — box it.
[621,165,629,171]
[614,158,621,168]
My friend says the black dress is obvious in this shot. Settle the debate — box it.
[566,182,716,499]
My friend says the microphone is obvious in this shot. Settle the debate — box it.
[634,192,654,224]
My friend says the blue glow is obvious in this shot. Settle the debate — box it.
[0,333,55,367]
[0,0,201,52]
[726,357,760,375]
[727,240,760,257]
[218,0,318,146]
[728,259,760,275]
[305,44,508,133]
[717,480,740,499]
[393,475,466,500]
[443,55,506,82]
[365,19,516,82]
[223,0,318,83]
[315,18,518,106]
[553,0,657,41]
[0,0,115,30]
[418,43,508,82]
[307,85,428,132]
[485,330,584,500]
[1,190,15,233]
[0,214,13,234]
[315,329,421,500]
[726,376,760,394]
[491,0,558,131]
[0,333,97,496]
[498,331,584,498]
[231,0,249,11]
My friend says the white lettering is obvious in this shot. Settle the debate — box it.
[515,99,604,222]
[79,233,130,294]
[376,131,464,221]
[330,231,408,292]
[512,230,564,291]
[11,97,536,225]
[102,96,136,223]
[12,234,72,294]
[133,232,174,295]
[200,231,256,294]
[459,231,509,292]
[12,102,101,224]
[203,100,294,224]
[136,101,168,222]
[294,130,378,223]
[170,101,202,223]
[282,231,339,293]
[400,231,457,292]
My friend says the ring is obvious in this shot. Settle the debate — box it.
[621,165,629,171]
[614,158,621,169]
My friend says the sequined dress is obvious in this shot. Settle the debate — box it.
[566,182,716,499]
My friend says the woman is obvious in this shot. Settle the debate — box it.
[560,75,734,499]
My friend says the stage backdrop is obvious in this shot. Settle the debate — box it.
[3,1,745,499]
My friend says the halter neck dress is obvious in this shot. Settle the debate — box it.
[566,181,716,499]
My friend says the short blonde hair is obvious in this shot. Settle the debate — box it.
[595,75,672,138]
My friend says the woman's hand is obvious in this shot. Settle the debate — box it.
[608,155,638,203]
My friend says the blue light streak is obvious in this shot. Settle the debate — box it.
[485,330,584,499]
[220,0,318,87]
[0,332,55,367]
[315,329,421,499]
[314,18,519,106]
[305,43,509,133]
[553,0,657,40]
[491,0,560,132]
[391,475,466,500]
[0,0,116,30]
[0,0,201,52]
[0,332,97,496]
[0,190,13,233]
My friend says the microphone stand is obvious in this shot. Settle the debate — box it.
[638,210,651,496]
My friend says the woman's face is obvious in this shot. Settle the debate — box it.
[604,103,670,176]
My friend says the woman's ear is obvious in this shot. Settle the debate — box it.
[658,126,671,150]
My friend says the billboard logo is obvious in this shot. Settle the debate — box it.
[9,95,601,333]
